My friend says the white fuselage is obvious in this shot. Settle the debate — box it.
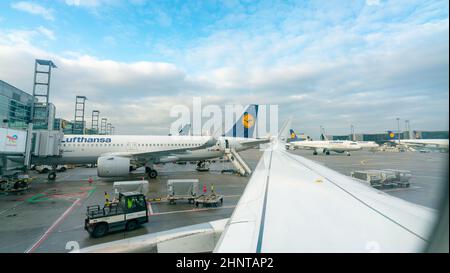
[31,135,261,165]
[394,139,449,149]
[357,141,380,151]
[290,140,362,153]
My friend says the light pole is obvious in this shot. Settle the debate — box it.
[350,124,354,141]
[396,118,401,143]
[405,120,410,139]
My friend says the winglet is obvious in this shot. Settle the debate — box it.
[278,117,292,142]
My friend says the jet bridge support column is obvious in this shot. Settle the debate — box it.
[91,110,100,134]
[100,118,107,135]
[73,96,87,134]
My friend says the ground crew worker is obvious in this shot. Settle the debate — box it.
[211,184,215,194]
[127,197,133,209]
[104,192,110,207]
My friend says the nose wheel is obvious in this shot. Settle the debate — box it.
[48,172,56,180]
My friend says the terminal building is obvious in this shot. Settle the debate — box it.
[1,80,97,135]
[0,80,34,130]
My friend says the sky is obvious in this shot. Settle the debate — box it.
[0,0,448,137]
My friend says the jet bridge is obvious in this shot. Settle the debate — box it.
[0,128,28,176]
[1,127,64,177]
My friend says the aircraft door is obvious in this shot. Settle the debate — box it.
[218,139,229,151]
[127,142,138,151]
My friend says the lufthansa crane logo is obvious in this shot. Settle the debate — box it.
[242,113,255,129]
[291,132,296,139]
[389,132,395,138]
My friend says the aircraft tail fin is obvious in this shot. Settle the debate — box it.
[387,131,398,140]
[178,124,191,136]
[225,105,259,138]
[290,129,301,141]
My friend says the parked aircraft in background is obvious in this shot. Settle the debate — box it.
[388,131,449,151]
[287,129,362,156]
[356,141,380,151]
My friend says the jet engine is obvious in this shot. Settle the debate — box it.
[97,156,131,177]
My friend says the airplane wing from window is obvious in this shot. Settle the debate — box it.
[214,143,436,253]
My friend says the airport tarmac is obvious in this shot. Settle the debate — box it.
[0,149,447,253]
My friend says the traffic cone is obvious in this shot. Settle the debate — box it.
[203,183,207,194]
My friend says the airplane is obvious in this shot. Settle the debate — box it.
[32,134,216,179]
[75,119,437,253]
[387,131,449,150]
[32,105,269,179]
[287,129,362,156]
[356,141,380,152]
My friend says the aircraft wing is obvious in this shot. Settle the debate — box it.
[214,144,436,253]
[102,137,217,160]
[239,137,271,147]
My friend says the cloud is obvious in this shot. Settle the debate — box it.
[11,1,55,21]
[366,0,381,6]
[65,0,100,7]
[37,26,56,41]
[64,0,119,8]
[0,1,448,136]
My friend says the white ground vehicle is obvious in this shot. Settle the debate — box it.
[35,165,68,174]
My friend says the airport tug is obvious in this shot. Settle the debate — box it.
[84,192,148,238]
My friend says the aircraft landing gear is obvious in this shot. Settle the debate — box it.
[313,151,318,155]
[48,172,56,180]
[145,167,158,179]
[196,161,210,172]
[346,152,351,156]
[325,151,330,155]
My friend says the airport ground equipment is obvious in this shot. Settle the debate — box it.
[35,165,67,174]
[194,193,224,208]
[0,173,33,193]
[113,180,149,199]
[84,192,148,238]
[223,148,252,176]
[167,179,199,204]
[351,169,411,189]
[196,161,210,172]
